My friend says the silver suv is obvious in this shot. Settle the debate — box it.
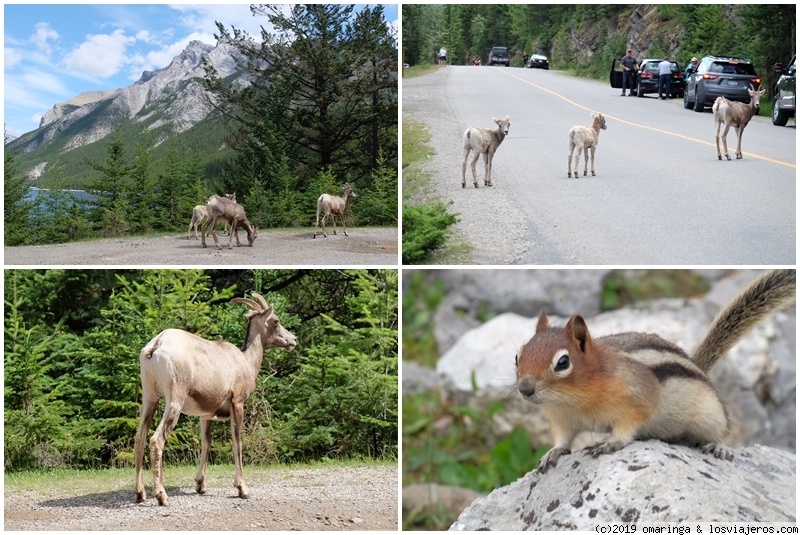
[684,55,761,112]
[772,55,795,126]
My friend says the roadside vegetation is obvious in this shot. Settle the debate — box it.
[402,269,714,529]
[4,269,397,472]
[401,117,462,264]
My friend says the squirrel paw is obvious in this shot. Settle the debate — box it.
[538,447,570,473]
[583,439,629,458]
[701,443,733,461]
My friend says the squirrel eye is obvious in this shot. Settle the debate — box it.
[555,354,570,372]
[514,353,518,369]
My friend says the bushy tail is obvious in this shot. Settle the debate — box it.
[692,269,795,372]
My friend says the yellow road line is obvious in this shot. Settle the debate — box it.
[500,69,796,169]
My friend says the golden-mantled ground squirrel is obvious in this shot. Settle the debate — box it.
[516,269,796,473]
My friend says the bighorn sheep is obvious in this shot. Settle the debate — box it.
[187,193,237,240]
[313,183,357,238]
[713,86,765,160]
[461,115,511,188]
[567,113,607,178]
[187,205,209,240]
[134,293,296,506]
[201,195,257,250]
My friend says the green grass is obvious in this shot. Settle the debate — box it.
[402,64,439,78]
[5,457,395,493]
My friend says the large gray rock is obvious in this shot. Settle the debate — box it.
[450,441,796,530]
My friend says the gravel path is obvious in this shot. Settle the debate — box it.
[403,68,529,264]
[4,228,398,265]
[4,465,397,531]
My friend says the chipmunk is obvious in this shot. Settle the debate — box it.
[516,269,796,473]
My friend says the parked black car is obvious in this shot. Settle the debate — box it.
[527,54,549,69]
[772,55,795,126]
[684,55,761,112]
[488,47,509,66]
[632,58,685,98]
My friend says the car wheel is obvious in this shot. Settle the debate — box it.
[684,90,693,109]
[772,100,790,126]
[637,81,644,97]
[693,87,705,112]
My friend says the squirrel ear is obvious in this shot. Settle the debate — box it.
[536,311,550,332]
[565,315,592,353]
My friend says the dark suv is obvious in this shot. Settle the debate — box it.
[634,58,685,98]
[772,55,795,126]
[684,55,761,112]
[488,47,509,66]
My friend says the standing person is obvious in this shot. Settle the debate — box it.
[684,56,698,81]
[523,51,529,67]
[439,47,447,66]
[620,49,637,96]
[658,56,672,99]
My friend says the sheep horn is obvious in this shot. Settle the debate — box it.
[251,292,272,312]
[231,297,259,310]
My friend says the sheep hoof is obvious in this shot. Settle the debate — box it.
[155,492,168,506]
[473,183,479,188]
[718,155,722,160]
[591,172,596,176]
[462,183,466,189]
[135,491,146,503]
[726,155,732,161]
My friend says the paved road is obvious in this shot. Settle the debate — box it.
[405,66,795,265]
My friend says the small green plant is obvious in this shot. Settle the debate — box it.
[402,203,459,264]
[402,272,446,367]
[601,270,711,311]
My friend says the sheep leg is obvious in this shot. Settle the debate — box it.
[226,218,236,249]
[231,401,249,499]
[149,397,184,506]
[313,208,321,238]
[584,148,590,176]
[209,217,223,250]
[720,124,731,161]
[484,152,493,186]
[461,147,471,188]
[340,212,348,236]
[734,125,744,159]
[590,145,596,176]
[470,150,481,188]
[567,141,575,178]
[195,419,212,494]
[134,397,158,503]
[331,210,338,235]
[574,148,583,179]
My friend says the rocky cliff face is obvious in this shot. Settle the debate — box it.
[18,40,240,154]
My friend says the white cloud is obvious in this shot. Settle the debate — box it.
[63,29,135,78]
[5,48,23,69]
[31,22,59,54]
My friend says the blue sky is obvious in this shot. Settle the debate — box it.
[4,4,398,138]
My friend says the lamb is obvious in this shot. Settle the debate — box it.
[567,113,607,178]
[313,183,357,238]
[713,86,765,160]
[134,293,296,505]
[201,195,257,250]
[461,115,511,188]
[187,205,209,240]
[187,193,237,240]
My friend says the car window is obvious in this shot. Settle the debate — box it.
[713,61,756,76]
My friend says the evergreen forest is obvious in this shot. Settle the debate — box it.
[403,4,794,91]
[4,269,398,472]
[5,5,398,246]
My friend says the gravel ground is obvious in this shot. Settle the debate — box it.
[403,68,529,264]
[4,228,398,266]
[4,465,397,531]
